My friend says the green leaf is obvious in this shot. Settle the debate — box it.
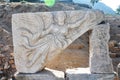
[90,0,100,6]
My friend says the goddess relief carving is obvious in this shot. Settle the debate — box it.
[12,10,113,73]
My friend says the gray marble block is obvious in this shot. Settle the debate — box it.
[66,68,115,80]
[14,68,65,80]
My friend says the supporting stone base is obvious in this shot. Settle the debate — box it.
[66,68,115,80]
[14,68,65,80]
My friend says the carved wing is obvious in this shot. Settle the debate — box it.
[16,13,53,47]
[18,13,44,34]
[15,13,54,69]
[40,12,53,30]
[63,10,104,49]
[66,11,86,24]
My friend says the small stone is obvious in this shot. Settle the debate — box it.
[9,56,14,60]
[118,42,120,48]
[0,54,5,58]
[10,53,14,57]
[3,45,10,52]
[0,44,4,47]
[0,77,7,80]
[0,67,3,70]
[109,40,117,48]
[117,63,120,79]
[116,34,120,37]
[4,62,10,69]
[9,60,14,64]
[11,64,16,69]
[109,52,116,58]
[0,71,3,74]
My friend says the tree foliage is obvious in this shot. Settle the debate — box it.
[1,0,100,5]
[90,0,99,5]
[116,6,120,15]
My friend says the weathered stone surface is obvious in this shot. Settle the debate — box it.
[89,24,113,73]
[15,68,65,80]
[0,2,120,79]
[66,68,115,80]
[12,9,113,74]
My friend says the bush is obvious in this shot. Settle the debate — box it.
[90,0,99,5]
[116,6,120,15]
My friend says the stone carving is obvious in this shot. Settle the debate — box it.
[12,10,113,73]
[89,24,114,73]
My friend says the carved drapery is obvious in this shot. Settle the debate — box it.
[12,10,113,73]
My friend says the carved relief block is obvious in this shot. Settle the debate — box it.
[12,10,113,73]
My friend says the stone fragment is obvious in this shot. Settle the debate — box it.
[12,8,114,76]
[89,24,113,73]
[15,68,65,80]
[66,68,115,80]
[117,63,120,79]
[0,77,7,80]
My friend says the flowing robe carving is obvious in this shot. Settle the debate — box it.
[12,10,113,73]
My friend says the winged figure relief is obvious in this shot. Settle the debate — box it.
[12,10,104,73]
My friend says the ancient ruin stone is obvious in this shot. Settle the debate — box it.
[15,68,65,80]
[89,24,113,73]
[12,9,113,73]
